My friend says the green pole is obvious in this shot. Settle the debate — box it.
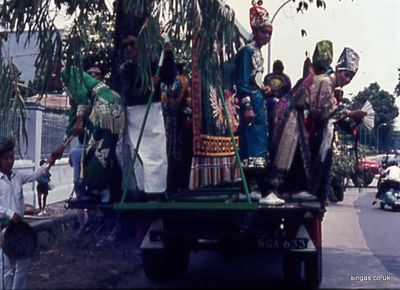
[120,50,166,203]
[218,86,251,203]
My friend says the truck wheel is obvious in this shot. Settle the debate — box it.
[335,187,344,202]
[142,247,190,281]
[304,250,322,289]
[283,252,301,285]
[283,251,321,289]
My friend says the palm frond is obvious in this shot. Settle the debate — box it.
[0,0,331,147]
[0,42,27,148]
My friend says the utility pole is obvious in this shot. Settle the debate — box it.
[267,0,292,73]
[377,123,388,153]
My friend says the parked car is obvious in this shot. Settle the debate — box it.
[352,159,381,186]
[359,159,381,175]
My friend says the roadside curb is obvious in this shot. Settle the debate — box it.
[24,201,79,249]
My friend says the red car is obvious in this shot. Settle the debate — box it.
[354,159,381,186]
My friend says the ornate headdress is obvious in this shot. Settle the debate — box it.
[249,0,272,30]
[336,47,360,74]
[312,40,333,69]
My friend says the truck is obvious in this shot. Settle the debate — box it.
[68,186,325,288]
[64,1,326,288]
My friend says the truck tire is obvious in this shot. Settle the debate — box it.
[283,252,301,283]
[335,186,344,202]
[304,250,322,289]
[331,176,345,202]
[142,247,190,281]
[283,251,321,289]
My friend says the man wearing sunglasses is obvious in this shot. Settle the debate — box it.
[116,31,176,197]
[87,65,104,81]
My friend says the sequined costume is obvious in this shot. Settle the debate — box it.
[234,40,268,169]
[62,67,125,195]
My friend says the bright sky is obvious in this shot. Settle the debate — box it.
[2,0,399,123]
[226,0,400,100]
[4,0,398,98]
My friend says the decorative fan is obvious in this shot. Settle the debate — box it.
[360,100,375,131]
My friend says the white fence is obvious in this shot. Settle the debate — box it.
[15,158,74,208]
[10,102,75,208]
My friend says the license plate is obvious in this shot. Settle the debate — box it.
[257,238,309,250]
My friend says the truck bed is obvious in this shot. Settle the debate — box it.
[66,192,325,219]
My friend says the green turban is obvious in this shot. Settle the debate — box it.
[312,40,333,70]
[61,67,100,106]
[61,66,125,135]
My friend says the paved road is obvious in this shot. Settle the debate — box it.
[138,187,400,289]
[122,187,400,289]
[49,185,400,289]
[321,187,400,288]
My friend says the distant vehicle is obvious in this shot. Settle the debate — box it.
[379,187,400,211]
[352,159,381,186]
[359,159,381,175]
[377,170,400,211]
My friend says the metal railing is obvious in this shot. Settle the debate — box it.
[41,110,69,158]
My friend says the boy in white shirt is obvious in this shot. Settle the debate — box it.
[0,137,52,289]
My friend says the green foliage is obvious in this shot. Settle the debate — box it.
[396,68,400,97]
[0,0,338,146]
[1,0,331,93]
[63,8,115,83]
[328,143,352,201]
[328,141,367,200]
[1,0,111,93]
[0,48,27,142]
[350,82,399,151]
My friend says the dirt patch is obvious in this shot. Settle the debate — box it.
[27,231,142,289]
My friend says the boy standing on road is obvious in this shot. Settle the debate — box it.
[68,135,86,233]
[36,159,51,216]
[0,137,53,289]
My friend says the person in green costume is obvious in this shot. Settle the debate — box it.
[49,67,125,201]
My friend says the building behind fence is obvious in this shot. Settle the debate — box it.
[1,99,74,208]
[41,110,70,158]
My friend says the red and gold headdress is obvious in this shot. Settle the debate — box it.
[249,0,272,30]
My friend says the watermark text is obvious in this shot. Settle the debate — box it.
[350,275,391,282]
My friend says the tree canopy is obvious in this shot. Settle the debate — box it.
[1,0,333,140]
[396,68,400,97]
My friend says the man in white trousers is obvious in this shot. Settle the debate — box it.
[116,31,176,196]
